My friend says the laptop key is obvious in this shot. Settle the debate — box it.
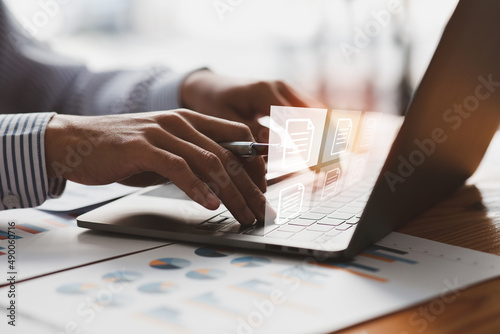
[319,202,345,209]
[317,218,344,226]
[345,217,360,225]
[219,211,234,218]
[279,211,301,220]
[337,206,363,214]
[309,207,334,215]
[299,212,326,220]
[335,223,353,231]
[291,230,324,242]
[307,224,334,232]
[278,225,305,233]
[288,218,316,227]
[196,223,225,231]
[219,222,253,234]
[327,212,354,220]
[207,216,228,224]
[331,197,353,203]
[348,201,367,208]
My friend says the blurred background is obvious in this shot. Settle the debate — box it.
[5,0,458,115]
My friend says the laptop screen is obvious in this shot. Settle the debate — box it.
[264,106,398,227]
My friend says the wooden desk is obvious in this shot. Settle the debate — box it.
[338,138,500,334]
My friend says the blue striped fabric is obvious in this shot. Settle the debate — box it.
[0,112,64,209]
[0,1,197,210]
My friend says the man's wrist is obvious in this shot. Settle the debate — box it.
[180,69,214,111]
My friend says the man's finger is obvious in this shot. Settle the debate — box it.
[276,82,326,108]
[170,110,256,143]
[153,131,260,225]
[143,147,221,211]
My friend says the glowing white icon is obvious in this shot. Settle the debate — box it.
[277,183,305,224]
[282,119,314,168]
[331,118,353,155]
[360,117,378,149]
[348,158,366,185]
[321,168,341,199]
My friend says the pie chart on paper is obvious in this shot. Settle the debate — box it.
[102,270,142,283]
[194,247,234,258]
[230,256,271,268]
[149,258,191,270]
[56,282,100,295]
[186,268,226,280]
[138,282,179,294]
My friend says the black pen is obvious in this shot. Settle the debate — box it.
[219,141,269,157]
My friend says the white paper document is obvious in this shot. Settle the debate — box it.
[37,182,138,212]
[0,209,169,285]
[4,233,500,334]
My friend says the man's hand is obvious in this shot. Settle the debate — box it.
[180,70,323,142]
[45,109,268,225]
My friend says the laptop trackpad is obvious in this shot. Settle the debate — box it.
[78,183,226,231]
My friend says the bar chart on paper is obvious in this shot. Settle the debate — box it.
[313,244,419,283]
[0,210,76,241]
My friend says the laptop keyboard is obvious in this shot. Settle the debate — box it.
[195,180,374,244]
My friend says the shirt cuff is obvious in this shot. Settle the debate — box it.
[146,68,208,111]
[48,176,66,199]
[0,112,59,210]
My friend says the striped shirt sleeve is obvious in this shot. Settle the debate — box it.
[0,112,65,210]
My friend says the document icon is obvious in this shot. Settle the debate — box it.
[360,117,377,149]
[282,119,314,168]
[321,168,341,199]
[348,158,365,185]
[331,118,353,155]
[277,183,305,224]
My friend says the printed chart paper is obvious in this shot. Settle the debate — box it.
[37,182,138,212]
[0,209,169,285]
[4,233,500,334]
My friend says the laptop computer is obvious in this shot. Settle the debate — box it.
[78,0,500,260]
